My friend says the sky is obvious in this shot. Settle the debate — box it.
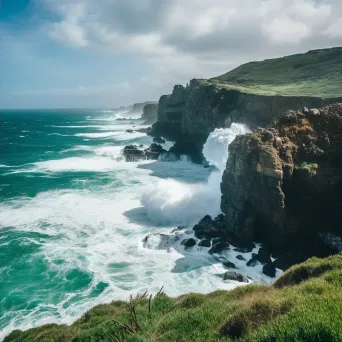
[0,0,341,109]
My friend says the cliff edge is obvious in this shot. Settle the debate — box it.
[152,48,342,161]
[221,103,342,260]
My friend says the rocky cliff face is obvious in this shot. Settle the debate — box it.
[141,103,159,125]
[152,80,342,161]
[221,104,342,257]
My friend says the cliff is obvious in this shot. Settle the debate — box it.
[140,103,159,124]
[152,48,342,161]
[130,101,157,115]
[5,255,342,342]
[221,104,342,259]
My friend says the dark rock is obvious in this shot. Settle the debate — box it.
[198,239,211,247]
[209,241,230,254]
[193,215,224,239]
[153,136,166,144]
[246,258,258,267]
[255,247,272,264]
[263,263,277,278]
[126,129,134,133]
[236,255,246,261]
[222,260,236,268]
[144,143,167,160]
[182,238,196,248]
[123,145,145,162]
[223,271,249,283]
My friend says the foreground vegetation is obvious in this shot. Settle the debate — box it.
[5,254,342,342]
[209,47,342,97]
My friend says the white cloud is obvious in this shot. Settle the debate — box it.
[263,15,310,44]
[325,18,342,38]
[3,0,341,108]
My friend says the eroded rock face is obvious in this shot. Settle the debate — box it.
[152,80,342,163]
[141,103,159,125]
[221,103,342,255]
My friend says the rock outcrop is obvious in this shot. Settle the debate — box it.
[123,144,167,162]
[141,103,159,125]
[221,104,342,259]
[152,81,341,163]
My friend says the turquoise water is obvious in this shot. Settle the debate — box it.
[1,109,243,339]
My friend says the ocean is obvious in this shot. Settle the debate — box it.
[0,109,266,339]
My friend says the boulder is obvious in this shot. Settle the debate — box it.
[246,258,258,267]
[263,262,277,278]
[223,271,249,283]
[182,238,197,248]
[193,215,225,239]
[126,129,134,133]
[123,145,145,162]
[198,239,211,247]
[255,247,272,264]
[236,255,246,261]
[209,241,230,254]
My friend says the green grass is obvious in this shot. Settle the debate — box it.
[5,254,342,342]
[209,47,342,97]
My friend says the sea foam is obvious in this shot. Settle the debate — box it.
[141,123,250,225]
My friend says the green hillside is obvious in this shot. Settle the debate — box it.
[210,47,342,97]
[5,255,342,342]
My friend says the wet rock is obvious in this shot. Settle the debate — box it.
[153,136,166,144]
[255,247,272,264]
[222,260,236,269]
[123,145,145,162]
[263,262,276,278]
[209,241,230,254]
[182,238,196,248]
[126,129,134,133]
[144,143,167,160]
[236,255,246,261]
[193,215,225,239]
[198,239,211,247]
[246,258,258,267]
[223,271,249,283]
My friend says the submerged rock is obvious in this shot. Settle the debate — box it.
[223,271,249,283]
[246,258,258,267]
[222,260,236,269]
[143,234,180,250]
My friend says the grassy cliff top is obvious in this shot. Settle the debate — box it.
[209,47,342,98]
[5,254,342,342]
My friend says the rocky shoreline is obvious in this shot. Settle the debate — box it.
[137,103,342,280]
